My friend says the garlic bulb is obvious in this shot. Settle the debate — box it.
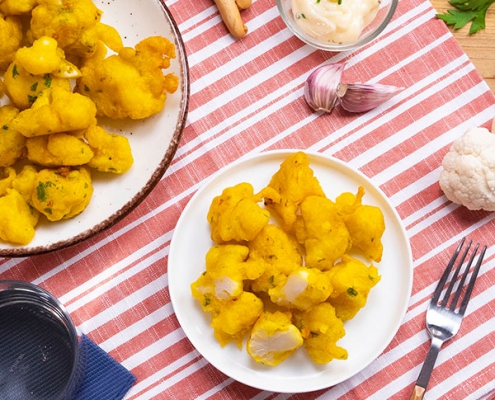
[304,63,404,114]
[304,62,345,113]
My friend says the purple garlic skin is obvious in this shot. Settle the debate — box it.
[304,62,346,113]
[338,83,404,113]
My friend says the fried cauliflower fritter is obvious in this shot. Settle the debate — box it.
[26,133,94,167]
[0,188,39,245]
[191,244,264,306]
[0,13,23,72]
[207,182,279,244]
[191,244,265,347]
[0,105,25,167]
[0,0,37,15]
[84,125,133,174]
[0,166,41,238]
[336,187,385,262]
[15,36,82,78]
[248,224,302,293]
[327,255,381,321]
[293,195,351,270]
[247,311,303,366]
[4,61,72,110]
[28,0,123,60]
[210,291,264,348]
[31,167,93,221]
[75,36,178,119]
[294,302,348,364]
[0,167,16,196]
[265,151,325,232]
[11,165,38,204]
[12,86,97,137]
[268,266,332,311]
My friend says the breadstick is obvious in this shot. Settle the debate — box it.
[214,0,248,38]
[235,0,252,10]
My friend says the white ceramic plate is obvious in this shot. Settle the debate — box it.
[0,0,189,257]
[168,150,413,393]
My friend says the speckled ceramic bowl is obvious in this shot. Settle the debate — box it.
[0,0,189,257]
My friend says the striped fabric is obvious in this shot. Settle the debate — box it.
[2,0,495,398]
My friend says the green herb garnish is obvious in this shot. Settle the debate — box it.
[437,0,495,34]
[44,75,52,88]
[36,181,53,202]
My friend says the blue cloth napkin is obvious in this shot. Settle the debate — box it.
[72,335,136,400]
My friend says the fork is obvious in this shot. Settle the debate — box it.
[410,237,487,400]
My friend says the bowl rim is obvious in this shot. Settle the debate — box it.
[276,0,399,52]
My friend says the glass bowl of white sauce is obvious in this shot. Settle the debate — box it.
[277,0,398,51]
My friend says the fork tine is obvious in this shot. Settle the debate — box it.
[440,239,472,308]
[458,245,487,315]
[448,243,479,310]
[431,237,466,305]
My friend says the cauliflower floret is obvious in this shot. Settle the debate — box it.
[11,86,97,137]
[0,188,39,245]
[247,311,303,366]
[85,125,133,174]
[28,0,123,60]
[439,127,495,211]
[293,195,351,270]
[294,302,348,364]
[327,255,381,321]
[210,291,264,348]
[336,187,385,262]
[3,62,72,110]
[207,182,279,244]
[264,151,326,232]
[31,167,93,221]
[0,0,37,15]
[268,266,332,311]
[248,224,302,293]
[75,36,178,119]
[0,105,25,167]
[15,36,81,78]
[0,13,22,72]
[25,133,94,167]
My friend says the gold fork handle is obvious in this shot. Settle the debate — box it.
[410,385,426,400]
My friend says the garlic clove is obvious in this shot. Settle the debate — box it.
[338,83,404,113]
[304,62,346,113]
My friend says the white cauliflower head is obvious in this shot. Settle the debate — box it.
[440,127,495,211]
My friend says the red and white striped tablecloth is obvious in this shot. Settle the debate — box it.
[2,0,495,398]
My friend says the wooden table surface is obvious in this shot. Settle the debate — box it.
[430,0,495,93]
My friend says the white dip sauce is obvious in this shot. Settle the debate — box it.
[292,0,380,43]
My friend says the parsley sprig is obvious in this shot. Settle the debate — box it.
[437,0,495,34]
